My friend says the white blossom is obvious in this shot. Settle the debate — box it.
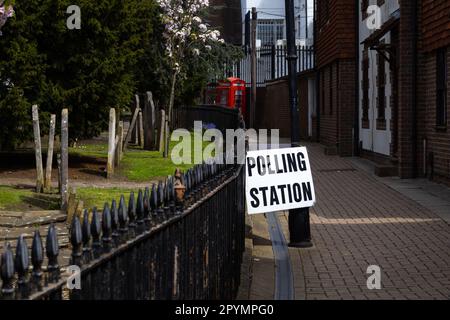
[0,4,14,36]
[156,0,224,71]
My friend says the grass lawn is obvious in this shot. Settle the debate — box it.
[0,132,213,211]
[70,132,210,182]
[0,186,60,211]
[76,187,137,210]
[69,143,108,159]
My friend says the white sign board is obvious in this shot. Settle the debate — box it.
[245,147,316,215]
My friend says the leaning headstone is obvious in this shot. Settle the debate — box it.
[123,106,140,151]
[32,105,44,193]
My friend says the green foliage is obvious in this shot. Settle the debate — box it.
[175,42,244,106]
[0,0,160,149]
[0,0,243,150]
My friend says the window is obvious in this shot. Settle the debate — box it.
[436,48,447,127]
[362,49,370,128]
[377,52,386,129]
[257,19,284,46]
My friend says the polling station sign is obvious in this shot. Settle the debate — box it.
[245,147,316,215]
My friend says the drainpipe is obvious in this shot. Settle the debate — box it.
[353,0,360,156]
[411,0,418,177]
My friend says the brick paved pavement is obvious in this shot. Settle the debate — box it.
[250,142,450,300]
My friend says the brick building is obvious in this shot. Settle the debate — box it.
[313,0,450,185]
[314,0,357,156]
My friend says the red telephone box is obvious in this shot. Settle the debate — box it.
[216,77,247,120]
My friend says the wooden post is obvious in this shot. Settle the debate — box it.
[158,109,166,153]
[32,105,44,193]
[143,91,156,151]
[66,187,77,226]
[61,108,69,210]
[107,108,116,178]
[138,110,144,147]
[44,114,56,192]
[57,153,61,192]
[115,121,124,166]
[123,107,140,151]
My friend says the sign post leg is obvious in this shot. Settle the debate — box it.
[288,208,313,248]
[285,0,313,248]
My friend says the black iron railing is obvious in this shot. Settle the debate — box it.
[0,162,245,300]
[219,45,315,87]
[173,105,240,132]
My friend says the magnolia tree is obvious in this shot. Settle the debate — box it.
[157,0,225,157]
[0,1,14,36]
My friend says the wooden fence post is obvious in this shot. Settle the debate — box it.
[32,105,44,193]
[61,108,69,210]
[44,114,56,192]
[107,108,116,178]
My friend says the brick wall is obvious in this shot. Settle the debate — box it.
[318,60,355,156]
[397,0,416,178]
[257,80,291,138]
[417,47,450,184]
[421,0,450,52]
[338,60,356,156]
[256,75,313,140]
[316,0,356,68]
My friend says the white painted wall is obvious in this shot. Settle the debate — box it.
[358,0,399,156]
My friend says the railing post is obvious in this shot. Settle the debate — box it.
[46,224,60,283]
[31,231,44,293]
[1,244,15,299]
